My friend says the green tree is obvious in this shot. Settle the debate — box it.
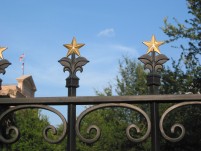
[160,60,201,94]
[162,0,201,68]
[159,0,201,150]
[77,107,150,151]
[1,109,66,151]
[161,0,201,94]
[116,57,148,96]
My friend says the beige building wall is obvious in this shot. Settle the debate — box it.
[0,75,37,98]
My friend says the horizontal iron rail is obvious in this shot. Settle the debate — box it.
[0,94,200,105]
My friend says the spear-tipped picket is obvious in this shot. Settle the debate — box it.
[138,35,169,151]
[58,37,89,151]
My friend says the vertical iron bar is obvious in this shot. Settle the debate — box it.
[151,102,160,151]
[66,54,77,151]
[149,51,160,151]
[150,87,160,151]
[67,87,76,151]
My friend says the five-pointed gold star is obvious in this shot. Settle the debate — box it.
[143,35,164,54]
[0,47,7,59]
[63,37,85,57]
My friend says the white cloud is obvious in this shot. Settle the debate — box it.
[97,28,115,37]
[110,44,140,57]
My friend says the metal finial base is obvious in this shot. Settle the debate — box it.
[147,73,161,86]
[66,77,79,88]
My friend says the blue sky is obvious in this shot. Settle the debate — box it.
[0,0,190,124]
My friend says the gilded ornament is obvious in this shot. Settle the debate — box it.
[0,47,7,59]
[63,37,85,57]
[143,35,164,54]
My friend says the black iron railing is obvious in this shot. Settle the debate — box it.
[0,36,200,151]
[0,95,200,151]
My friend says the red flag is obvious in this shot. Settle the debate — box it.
[19,53,25,62]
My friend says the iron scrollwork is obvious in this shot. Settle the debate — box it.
[0,105,67,144]
[0,59,11,75]
[138,53,169,73]
[160,101,201,142]
[59,56,89,78]
[76,103,151,144]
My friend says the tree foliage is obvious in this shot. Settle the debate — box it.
[159,0,201,150]
[1,109,66,151]
[77,107,150,151]
[162,0,201,94]
[160,60,201,94]
[162,0,201,69]
[116,57,148,96]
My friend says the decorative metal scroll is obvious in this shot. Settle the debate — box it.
[138,53,169,73]
[76,103,151,144]
[0,105,67,144]
[160,101,201,142]
[59,56,89,79]
[0,59,11,75]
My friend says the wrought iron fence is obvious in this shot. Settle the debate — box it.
[0,36,200,151]
[0,95,200,151]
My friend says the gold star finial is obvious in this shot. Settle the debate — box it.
[63,37,85,57]
[0,47,7,59]
[143,35,164,54]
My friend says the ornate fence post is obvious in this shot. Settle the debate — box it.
[59,37,89,151]
[0,46,11,148]
[139,35,169,151]
[0,47,11,90]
